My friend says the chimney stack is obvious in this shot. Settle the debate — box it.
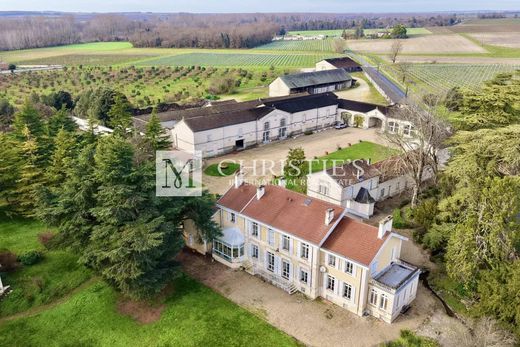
[378,215,393,239]
[234,170,244,188]
[325,208,335,226]
[278,177,286,188]
[256,185,265,200]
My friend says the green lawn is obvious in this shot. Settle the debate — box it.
[0,218,92,318]
[204,162,241,177]
[0,275,299,347]
[0,218,46,254]
[309,141,396,172]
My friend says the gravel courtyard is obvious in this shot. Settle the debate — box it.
[179,238,452,347]
[202,127,389,194]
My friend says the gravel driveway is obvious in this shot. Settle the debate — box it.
[179,248,444,347]
[203,127,389,194]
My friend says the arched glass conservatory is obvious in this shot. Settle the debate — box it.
[213,227,245,263]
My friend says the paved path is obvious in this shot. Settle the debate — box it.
[203,127,388,195]
[179,249,444,347]
[363,67,406,105]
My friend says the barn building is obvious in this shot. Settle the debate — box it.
[269,69,353,97]
[316,57,362,73]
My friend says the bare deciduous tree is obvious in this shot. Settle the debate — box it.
[332,38,347,53]
[382,97,451,207]
[389,40,403,64]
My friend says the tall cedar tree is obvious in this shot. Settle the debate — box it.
[108,94,133,137]
[145,108,172,151]
[81,135,220,298]
[40,141,98,248]
[13,100,44,140]
[47,107,78,137]
[0,133,22,213]
[14,127,45,217]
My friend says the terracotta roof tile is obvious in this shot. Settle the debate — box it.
[322,217,388,266]
[219,184,343,245]
[217,184,256,212]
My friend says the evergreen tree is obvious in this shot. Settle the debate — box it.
[0,133,22,213]
[108,94,133,137]
[47,107,78,137]
[40,142,98,248]
[145,108,172,151]
[283,147,307,178]
[13,100,44,140]
[14,127,45,217]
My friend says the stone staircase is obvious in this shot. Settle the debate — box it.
[251,265,298,295]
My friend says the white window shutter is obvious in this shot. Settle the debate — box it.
[296,242,300,258]
[352,263,357,277]
[288,262,293,280]
[289,238,293,254]
[351,284,356,304]
[258,247,262,262]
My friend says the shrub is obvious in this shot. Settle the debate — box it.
[18,251,44,266]
[392,208,408,229]
[413,198,438,230]
[0,250,19,272]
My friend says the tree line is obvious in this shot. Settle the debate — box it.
[399,72,520,338]
[0,91,221,299]
[0,12,462,51]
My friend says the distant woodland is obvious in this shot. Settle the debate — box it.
[0,12,464,51]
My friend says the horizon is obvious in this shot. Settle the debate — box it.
[1,0,519,14]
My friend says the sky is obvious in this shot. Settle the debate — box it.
[0,0,519,13]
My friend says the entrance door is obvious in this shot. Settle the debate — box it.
[235,139,245,150]
[262,131,270,143]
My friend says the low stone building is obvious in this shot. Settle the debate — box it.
[269,69,353,97]
[316,57,362,73]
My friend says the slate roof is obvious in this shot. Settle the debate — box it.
[183,107,273,132]
[264,92,339,113]
[325,160,381,188]
[323,57,361,69]
[355,187,376,204]
[181,93,340,132]
[279,69,352,89]
[338,99,391,114]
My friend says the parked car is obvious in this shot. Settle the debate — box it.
[334,122,347,129]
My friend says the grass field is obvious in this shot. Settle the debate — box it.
[0,219,92,318]
[253,39,336,52]
[309,141,396,172]
[0,275,299,347]
[135,51,342,67]
[1,41,342,68]
[0,218,299,345]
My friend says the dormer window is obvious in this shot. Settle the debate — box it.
[344,261,354,275]
[282,235,290,251]
[230,212,236,223]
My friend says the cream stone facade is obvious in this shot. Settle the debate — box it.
[307,157,433,219]
[184,179,420,323]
